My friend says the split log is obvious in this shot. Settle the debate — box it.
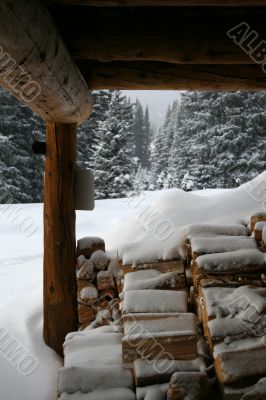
[78,304,95,324]
[76,257,94,280]
[214,338,266,384]
[168,371,210,400]
[99,288,117,301]
[97,271,115,291]
[250,214,266,232]
[122,313,198,363]
[77,236,105,258]
[78,283,99,305]
[122,260,185,286]
[91,250,110,271]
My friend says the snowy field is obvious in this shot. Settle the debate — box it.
[0,173,265,400]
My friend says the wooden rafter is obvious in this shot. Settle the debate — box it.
[43,0,266,7]
[57,13,266,64]
[82,62,266,90]
[0,0,92,124]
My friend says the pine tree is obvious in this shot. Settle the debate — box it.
[143,106,152,168]
[77,90,112,168]
[93,91,134,199]
[161,91,266,190]
[0,88,44,203]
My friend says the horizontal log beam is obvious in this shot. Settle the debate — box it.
[44,0,266,6]
[81,61,266,90]
[62,14,266,64]
[0,0,92,124]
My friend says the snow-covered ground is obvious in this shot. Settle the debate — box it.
[0,173,266,400]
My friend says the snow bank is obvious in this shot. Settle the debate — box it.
[105,172,266,264]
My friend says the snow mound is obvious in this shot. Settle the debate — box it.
[105,172,266,264]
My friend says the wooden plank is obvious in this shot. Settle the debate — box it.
[44,0,266,6]
[122,314,198,363]
[0,0,92,124]
[63,14,266,64]
[82,61,266,90]
[122,259,184,275]
[83,61,266,90]
[43,122,78,356]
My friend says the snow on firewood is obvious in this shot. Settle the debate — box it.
[187,224,248,240]
[242,377,266,399]
[254,221,266,231]
[263,225,266,243]
[77,237,105,258]
[77,258,94,280]
[133,337,210,381]
[123,269,182,291]
[106,254,121,279]
[202,286,266,319]
[97,270,115,291]
[79,285,98,304]
[59,388,136,400]
[213,337,266,384]
[90,250,110,271]
[122,289,188,314]
[77,255,86,269]
[136,384,168,400]
[59,327,134,395]
[87,309,112,330]
[196,249,266,274]
[123,313,197,339]
[191,236,256,255]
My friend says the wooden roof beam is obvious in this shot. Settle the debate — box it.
[44,1,266,7]
[81,61,266,90]
[0,0,92,124]
[63,14,266,64]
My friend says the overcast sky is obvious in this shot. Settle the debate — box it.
[123,90,181,129]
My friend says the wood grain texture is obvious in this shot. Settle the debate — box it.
[62,14,266,64]
[84,61,266,90]
[0,0,92,124]
[44,0,266,6]
[43,122,78,356]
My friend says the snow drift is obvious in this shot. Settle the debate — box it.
[106,172,266,264]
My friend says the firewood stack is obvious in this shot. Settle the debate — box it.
[118,256,215,399]
[76,236,122,330]
[198,285,266,399]
[184,217,266,399]
[65,219,266,399]
[186,223,266,292]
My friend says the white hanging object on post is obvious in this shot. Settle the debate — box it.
[75,166,94,211]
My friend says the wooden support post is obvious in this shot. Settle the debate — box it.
[43,122,78,356]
